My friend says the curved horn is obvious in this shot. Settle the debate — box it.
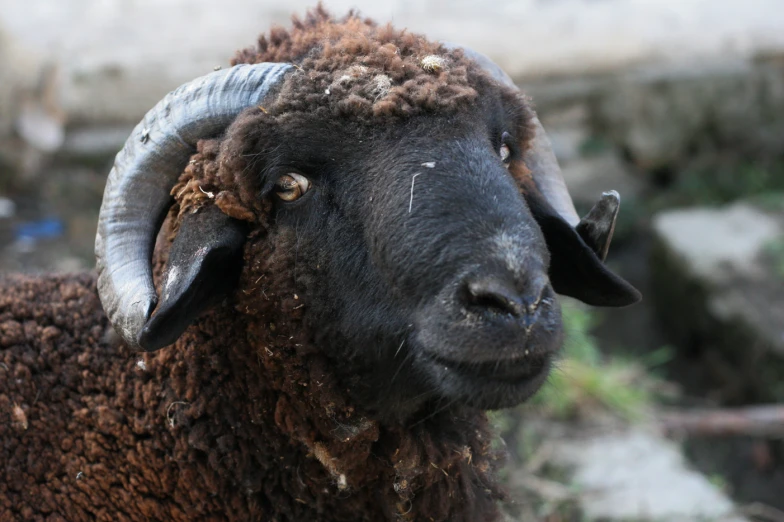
[442,43,581,227]
[96,63,293,349]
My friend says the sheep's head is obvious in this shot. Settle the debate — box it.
[96,13,640,420]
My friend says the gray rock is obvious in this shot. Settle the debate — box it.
[0,198,15,219]
[594,59,784,170]
[654,205,781,282]
[651,202,784,401]
[501,420,747,522]
[550,429,745,521]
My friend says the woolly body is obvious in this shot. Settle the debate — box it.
[0,270,499,521]
[1,8,639,521]
[1,12,515,520]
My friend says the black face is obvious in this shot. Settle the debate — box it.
[250,97,563,420]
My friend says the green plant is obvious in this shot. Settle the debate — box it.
[764,238,784,279]
[649,160,784,210]
[750,191,784,212]
[707,473,728,492]
[578,136,612,157]
[531,304,665,421]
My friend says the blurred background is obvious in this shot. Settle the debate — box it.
[1,1,783,520]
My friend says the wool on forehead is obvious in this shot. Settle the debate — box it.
[231,5,495,121]
[184,6,537,222]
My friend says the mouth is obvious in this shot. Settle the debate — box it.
[419,349,553,409]
[410,273,563,410]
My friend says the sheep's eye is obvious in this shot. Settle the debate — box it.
[499,144,511,164]
[499,132,512,166]
[275,173,310,202]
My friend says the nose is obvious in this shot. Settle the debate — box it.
[459,273,548,319]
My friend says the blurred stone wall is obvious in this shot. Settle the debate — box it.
[1,0,783,125]
[0,23,63,181]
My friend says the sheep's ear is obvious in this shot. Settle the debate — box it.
[138,205,247,351]
[525,189,641,307]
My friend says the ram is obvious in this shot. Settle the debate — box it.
[0,8,639,522]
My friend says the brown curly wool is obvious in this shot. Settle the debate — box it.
[233,5,485,122]
[1,144,504,522]
[0,239,502,522]
[0,268,502,521]
[214,5,534,222]
[1,8,520,522]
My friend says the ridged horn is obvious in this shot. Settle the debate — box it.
[442,42,581,227]
[95,63,293,349]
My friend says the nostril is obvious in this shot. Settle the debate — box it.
[463,278,525,317]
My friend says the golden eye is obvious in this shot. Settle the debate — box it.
[275,173,310,202]
[499,143,511,165]
[499,131,512,166]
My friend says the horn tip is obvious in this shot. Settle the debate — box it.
[598,190,621,212]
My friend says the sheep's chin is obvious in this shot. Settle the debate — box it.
[415,349,554,410]
[407,285,562,409]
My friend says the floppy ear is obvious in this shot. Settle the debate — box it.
[517,123,640,306]
[524,187,641,307]
[138,205,247,351]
